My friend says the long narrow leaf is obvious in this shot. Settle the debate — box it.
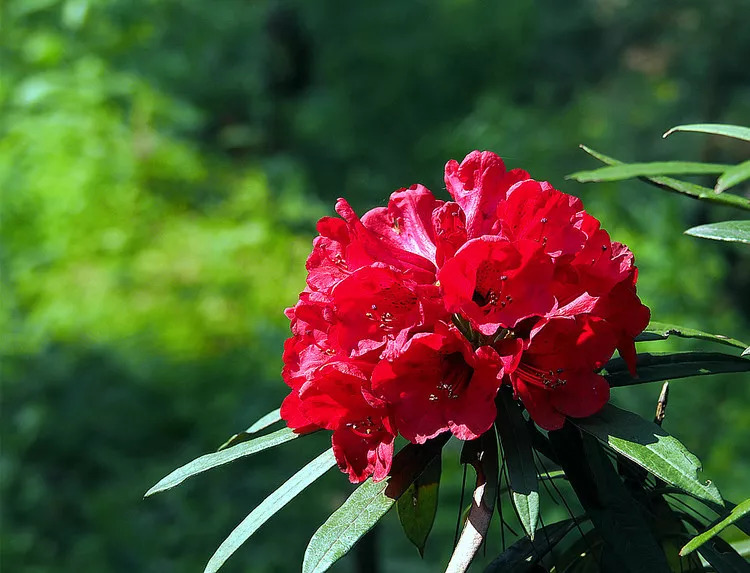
[577,145,750,211]
[663,123,750,142]
[716,160,750,194]
[302,435,448,573]
[219,408,283,451]
[685,221,750,245]
[145,427,299,496]
[549,425,671,573]
[697,536,750,572]
[397,453,442,556]
[681,498,750,556]
[604,351,750,387]
[636,322,748,351]
[572,404,723,507]
[482,519,576,573]
[495,391,539,540]
[205,449,336,573]
[567,161,732,182]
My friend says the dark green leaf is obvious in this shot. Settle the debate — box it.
[685,221,750,245]
[145,427,299,497]
[697,536,750,572]
[302,435,448,573]
[637,322,748,351]
[681,498,750,556]
[577,145,750,212]
[204,449,336,573]
[716,160,750,194]
[549,425,671,573]
[482,519,576,573]
[567,161,732,182]
[604,352,750,388]
[495,391,539,539]
[663,123,750,142]
[218,408,283,451]
[572,404,723,507]
[397,452,442,556]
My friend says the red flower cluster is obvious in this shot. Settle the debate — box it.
[281,151,649,483]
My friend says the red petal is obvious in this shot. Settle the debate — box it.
[550,371,610,419]
[444,151,529,237]
[361,184,441,265]
[514,380,565,431]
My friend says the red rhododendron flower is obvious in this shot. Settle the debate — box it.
[371,321,506,443]
[281,149,649,482]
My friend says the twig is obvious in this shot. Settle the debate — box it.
[654,382,670,426]
[445,435,498,573]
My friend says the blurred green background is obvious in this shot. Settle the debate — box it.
[2,1,749,571]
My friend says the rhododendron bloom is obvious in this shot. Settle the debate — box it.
[371,321,504,443]
[281,149,649,482]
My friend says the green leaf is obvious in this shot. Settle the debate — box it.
[636,322,749,352]
[145,427,300,497]
[572,404,723,507]
[685,221,750,245]
[218,408,283,451]
[482,519,576,573]
[716,160,750,194]
[681,498,750,556]
[302,435,448,573]
[604,351,750,387]
[567,161,732,182]
[204,449,336,573]
[577,145,750,212]
[495,390,539,540]
[663,123,750,142]
[743,347,750,357]
[397,453,442,557]
[549,425,671,573]
[697,536,750,573]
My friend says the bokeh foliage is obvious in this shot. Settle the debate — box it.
[2,0,749,571]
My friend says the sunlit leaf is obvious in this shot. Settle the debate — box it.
[577,145,750,212]
[397,453,442,556]
[604,351,750,387]
[716,160,750,194]
[219,408,283,451]
[204,449,336,573]
[495,391,539,540]
[663,123,750,142]
[482,518,576,573]
[636,322,748,351]
[145,427,300,496]
[685,221,750,245]
[681,498,750,556]
[302,435,448,573]
[549,426,671,573]
[572,404,723,507]
[567,161,732,182]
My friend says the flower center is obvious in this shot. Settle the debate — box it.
[429,352,474,401]
[515,363,567,390]
[346,416,383,438]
